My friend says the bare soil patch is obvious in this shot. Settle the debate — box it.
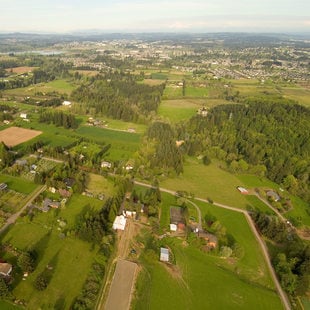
[5,66,37,74]
[104,260,138,310]
[0,127,42,147]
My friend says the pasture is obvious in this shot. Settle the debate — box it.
[158,99,202,122]
[4,79,76,96]
[160,158,250,209]
[0,127,42,147]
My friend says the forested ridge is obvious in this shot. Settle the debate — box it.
[71,72,164,122]
[182,102,310,202]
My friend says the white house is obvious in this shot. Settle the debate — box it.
[62,101,72,106]
[20,113,27,119]
[170,223,177,232]
[160,248,169,262]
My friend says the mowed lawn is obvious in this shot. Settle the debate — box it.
[0,174,38,194]
[86,173,115,196]
[160,159,250,209]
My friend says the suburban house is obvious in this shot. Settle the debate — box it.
[62,101,72,106]
[160,248,169,262]
[20,113,27,119]
[43,198,61,210]
[0,263,12,277]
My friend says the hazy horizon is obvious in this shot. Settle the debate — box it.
[0,0,309,34]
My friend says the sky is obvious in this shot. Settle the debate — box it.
[0,0,309,33]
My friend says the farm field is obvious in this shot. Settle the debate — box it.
[98,117,147,134]
[5,66,37,74]
[76,126,141,161]
[4,79,76,96]
[0,127,42,147]
[158,99,202,122]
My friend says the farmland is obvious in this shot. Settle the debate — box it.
[0,127,42,147]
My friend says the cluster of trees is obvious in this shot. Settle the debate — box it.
[251,211,310,296]
[39,110,78,129]
[71,262,105,309]
[71,72,164,123]
[146,122,183,175]
[0,142,13,169]
[181,102,310,202]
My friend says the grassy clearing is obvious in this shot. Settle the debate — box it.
[281,86,310,107]
[163,86,183,99]
[0,301,22,310]
[85,174,115,196]
[158,99,202,122]
[0,174,37,194]
[4,79,76,96]
[160,158,249,209]
[76,126,141,161]
[185,86,209,97]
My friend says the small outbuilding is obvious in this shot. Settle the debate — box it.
[112,215,127,231]
[0,263,12,277]
[160,247,169,262]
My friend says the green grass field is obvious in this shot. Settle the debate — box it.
[158,99,202,122]
[76,126,141,161]
[160,158,250,209]
[85,174,115,196]
[4,79,76,97]
[0,174,37,194]
[0,193,104,309]
[0,301,22,310]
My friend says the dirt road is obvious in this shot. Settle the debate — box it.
[0,185,46,235]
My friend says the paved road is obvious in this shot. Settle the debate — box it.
[134,180,291,310]
[0,185,46,235]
